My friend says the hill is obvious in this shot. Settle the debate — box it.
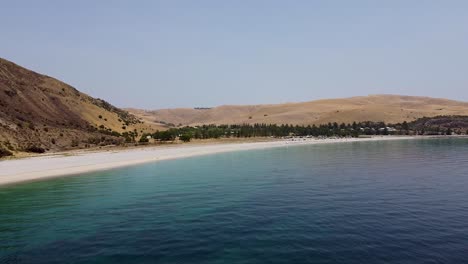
[0,58,164,155]
[128,95,468,126]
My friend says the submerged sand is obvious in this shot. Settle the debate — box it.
[0,136,416,186]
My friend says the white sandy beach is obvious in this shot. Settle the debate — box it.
[0,136,416,186]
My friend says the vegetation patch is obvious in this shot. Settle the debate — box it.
[149,116,468,141]
[92,98,140,125]
[25,146,46,153]
[0,147,13,158]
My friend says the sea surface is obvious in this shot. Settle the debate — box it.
[1,138,468,263]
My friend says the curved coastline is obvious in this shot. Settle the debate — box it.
[0,136,418,186]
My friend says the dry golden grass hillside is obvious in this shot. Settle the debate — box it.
[0,57,164,153]
[129,95,468,126]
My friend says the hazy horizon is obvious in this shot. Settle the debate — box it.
[2,1,468,108]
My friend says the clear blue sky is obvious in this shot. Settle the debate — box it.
[1,1,467,109]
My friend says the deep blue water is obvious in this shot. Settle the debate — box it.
[1,138,468,263]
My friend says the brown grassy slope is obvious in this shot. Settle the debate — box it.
[0,57,164,151]
[128,95,468,126]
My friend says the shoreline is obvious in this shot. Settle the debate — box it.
[0,136,424,186]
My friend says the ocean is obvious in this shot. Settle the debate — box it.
[1,138,468,263]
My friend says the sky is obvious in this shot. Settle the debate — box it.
[1,1,468,109]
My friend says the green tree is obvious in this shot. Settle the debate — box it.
[153,130,175,141]
[179,133,193,142]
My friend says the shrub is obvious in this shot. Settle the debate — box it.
[71,139,80,147]
[25,146,46,153]
[139,136,149,143]
[0,147,13,158]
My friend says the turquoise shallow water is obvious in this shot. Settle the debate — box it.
[1,138,468,263]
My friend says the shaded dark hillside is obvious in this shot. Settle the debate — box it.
[408,116,468,135]
[0,58,161,155]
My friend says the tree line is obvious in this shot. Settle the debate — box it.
[144,121,416,142]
